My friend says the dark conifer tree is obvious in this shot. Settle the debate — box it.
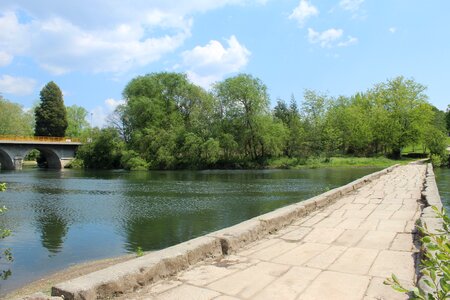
[34,81,68,137]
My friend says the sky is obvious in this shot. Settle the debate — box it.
[0,0,449,127]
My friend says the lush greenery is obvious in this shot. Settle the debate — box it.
[385,206,449,299]
[0,183,12,280]
[445,105,450,135]
[66,105,89,137]
[77,73,447,170]
[0,96,34,136]
[34,81,68,137]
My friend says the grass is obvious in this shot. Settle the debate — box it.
[268,156,417,169]
[402,143,427,154]
[447,136,450,147]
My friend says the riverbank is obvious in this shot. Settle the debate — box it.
[267,156,416,169]
[3,254,136,299]
[64,156,416,171]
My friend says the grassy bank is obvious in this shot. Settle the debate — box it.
[268,156,417,169]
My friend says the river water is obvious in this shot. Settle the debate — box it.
[434,167,450,214]
[0,167,382,294]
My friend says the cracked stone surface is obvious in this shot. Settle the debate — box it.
[120,164,425,300]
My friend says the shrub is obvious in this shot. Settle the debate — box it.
[385,206,449,299]
[0,183,13,280]
[121,150,149,171]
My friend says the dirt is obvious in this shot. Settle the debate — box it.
[3,254,136,299]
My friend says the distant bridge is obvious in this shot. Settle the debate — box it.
[0,136,82,170]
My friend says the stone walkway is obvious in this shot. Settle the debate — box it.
[122,164,426,300]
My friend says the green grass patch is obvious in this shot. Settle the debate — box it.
[268,156,417,169]
[402,143,427,154]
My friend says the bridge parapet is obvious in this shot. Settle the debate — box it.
[0,135,81,144]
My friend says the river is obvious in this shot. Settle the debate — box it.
[434,167,450,214]
[0,167,382,294]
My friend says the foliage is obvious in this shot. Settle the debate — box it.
[66,105,90,137]
[121,150,148,171]
[135,246,144,257]
[0,96,34,136]
[34,81,68,137]
[446,105,450,134]
[0,183,13,280]
[76,128,124,169]
[64,158,84,169]
[385,206,450,299]
[74,73,447,170]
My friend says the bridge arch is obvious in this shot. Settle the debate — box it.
[24,147,63,169]
[0,148,14,170]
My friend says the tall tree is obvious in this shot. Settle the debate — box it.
[446,105,450,135]
[34,82,68,137]
[214,74,270,161]
[66,105,89,137]
[0,96,34,136]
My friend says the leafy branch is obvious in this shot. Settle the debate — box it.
[384,206,450,299]
[0,183,13,281]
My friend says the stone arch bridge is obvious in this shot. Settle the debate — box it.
[0,136,82,170]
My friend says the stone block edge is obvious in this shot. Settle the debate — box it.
[417,163,447,294]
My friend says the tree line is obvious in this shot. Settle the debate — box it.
[1,74,449,169]
[78,73,449,169]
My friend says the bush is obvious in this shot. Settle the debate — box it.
[0,183,13,280]
[64,158,84,169]
[385,206,449,299]
[431,154,449,168]
[121,150,148,171]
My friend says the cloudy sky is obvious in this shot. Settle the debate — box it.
[0,0,448,126]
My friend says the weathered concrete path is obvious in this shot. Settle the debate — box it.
[120,164,426,300]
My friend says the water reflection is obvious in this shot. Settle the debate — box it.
[30,175,72,255]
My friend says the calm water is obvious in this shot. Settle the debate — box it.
[0,167,380,294]
[434,168,450,214]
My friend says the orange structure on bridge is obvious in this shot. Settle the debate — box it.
[0,135,81,143]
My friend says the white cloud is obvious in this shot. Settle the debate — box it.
[339,0,364,12]
[308,28,357,48]
[0,52,13,67]
[0,75,36,96]
[389,27,397,34]
[90,98,125,128]
[0,1,267,75]
[289,0,319,27]
[308,28,342,48]
[338,36,358,47]
[182,35,251,88]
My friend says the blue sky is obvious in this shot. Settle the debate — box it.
[0,0,449,126]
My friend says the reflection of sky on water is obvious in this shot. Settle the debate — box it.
[0,167,381,294]
[434,168,450,215]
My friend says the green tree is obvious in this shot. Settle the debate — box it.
[446,105,450,134]
[34,81,68,137]
[122,72,213,169]
[301,90,329,155]
[76,128,124,169]
[66,105,89,137]
[214,74,270,161]
[370,77,431,158]
[0,96,34,136]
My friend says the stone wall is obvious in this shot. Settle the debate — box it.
[417,163,447,295]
